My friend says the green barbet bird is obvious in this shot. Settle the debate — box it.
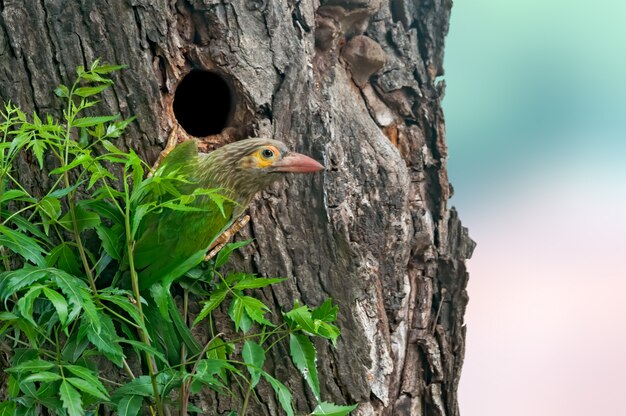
[134,137,324,289]
[130,137,323,361]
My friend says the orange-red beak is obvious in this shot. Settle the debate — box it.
[272,152,324,173]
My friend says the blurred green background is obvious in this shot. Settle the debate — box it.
[443,1,626,415]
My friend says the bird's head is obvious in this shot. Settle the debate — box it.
[199,138,324,206]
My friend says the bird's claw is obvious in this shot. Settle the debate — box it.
[205,215,251,260]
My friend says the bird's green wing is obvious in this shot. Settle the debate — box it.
[133,198,234,290]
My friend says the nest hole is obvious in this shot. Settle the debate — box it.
[173,70,234,137]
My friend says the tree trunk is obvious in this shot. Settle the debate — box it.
[0,0,474,415]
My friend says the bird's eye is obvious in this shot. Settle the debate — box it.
[261,148,274,159]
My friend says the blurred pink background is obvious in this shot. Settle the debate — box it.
[443,1,626,415]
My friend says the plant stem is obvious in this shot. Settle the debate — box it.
[123,170,164,416]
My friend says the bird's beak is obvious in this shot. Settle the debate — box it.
[272,152,324,173]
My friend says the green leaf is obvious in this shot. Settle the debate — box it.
[241,295,273,327]
[99,290,147,334]
[49,182,81,198]
[16,285,42,325]
[214,240,252,268]
[262,372,294,416]
[50,153,92,175]
[62,336,90,363]
[73,84,109,98]
[66,377,109,401]
[0,311,18,320]
[4,358,54,374]
[59,206,101,232]
[22,371,62,383]
[50,268,89,324]
[289,334,320,401]
[84,311,124,367]
[193,289,227,327]
[242,340,265,388]
[54,85,69,98]
[0,225,46,266]
[92,64,127,74]
[112,377,155,398]
[64,365,108,398]
[284,305,317,333]
[190,359,235,393]
[59,379,84,416]
[233,277,286,290]
[228,297,250,333]
[118,340,168,365]
[116,395,143,416]
[46,243,81,276]
[30,139,45,169]
[72,115,119,128]
[38,196,62,230]
[95,223,123,260]
[0,189,32,203]
[42,287,69,326]
[312,298,339,323]
[83,200,124,224]
[130,204,150,238]
[311,401,358,416]
[0,267,48,301]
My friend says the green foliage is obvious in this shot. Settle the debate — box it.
[0,60,356,416]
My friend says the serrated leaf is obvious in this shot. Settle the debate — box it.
[85,311,124,367]
[131,204,150,238]
[242,340,265,388]
[111,375,162,400]
[228,297,247,333]
[73,84,109,98]
[262,372,294,416]
[312,298,338,323]
[16,285,42,325]
[22,371,62,383]
[214,239,252,268]
[49,182,81,199]
[66,377,109,401]
[59,379,83,416]
[4,358,54,374]
[0,189,32,203]
[0,225,46,266]
[190,359,236,393]
[241,295,273,327]
[50,153,92,175]
[42,287,69,326]
[95,223,123,260]
[99,291,147,333]
[64,365,108,397]
[50,268,89,324]
[311,401,358,416]
[0,267,47,300]
[233,277,286,290]
[92,64,127,74]
[284,305,317,333]
[72,114,119,128]
[116,395,143,416]
[38,196,61,221]
[30,139,45,169]
[58,206,100,232]
[62,336,90,363]
[289,333,320,400]
[193,289,227,326]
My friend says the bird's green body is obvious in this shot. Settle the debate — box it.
[128,137,323,363]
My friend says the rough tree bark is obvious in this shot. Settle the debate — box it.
[0,0,474,415]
